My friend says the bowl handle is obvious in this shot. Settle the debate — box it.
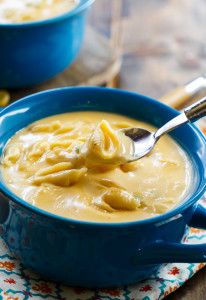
[189,202,206,229]
[133,240,206,264]
[133,203,206,264]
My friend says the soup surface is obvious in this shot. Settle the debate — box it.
[0,0,78,23]
[1,112,191,222]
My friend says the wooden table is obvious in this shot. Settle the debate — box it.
[9,0,206,299]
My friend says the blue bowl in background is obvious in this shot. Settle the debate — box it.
[0,0,94,89]
[0,87,206,288]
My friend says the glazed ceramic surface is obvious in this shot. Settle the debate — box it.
[0,87,205,288]
[0,0,94,88]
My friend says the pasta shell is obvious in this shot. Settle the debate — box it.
[33,167,87,187]
[120,162,138,172]
[35,162,73,176]
[83,120,123,167]
[94,178,125,189]
[30,121,61,133]
[2,146,21,166]
[102,188,140,211]
[28,142,50,160]
[113,122,133,129]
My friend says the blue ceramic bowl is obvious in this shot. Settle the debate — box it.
[0,0,94,89]
[0,87,206,288]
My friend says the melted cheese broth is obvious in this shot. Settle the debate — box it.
[1,112,191,223]
[0,0,78,24]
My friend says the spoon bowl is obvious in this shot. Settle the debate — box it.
[123,96,206,162]
[124,128,156,161]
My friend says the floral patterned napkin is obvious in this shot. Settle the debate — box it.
[0,120,206,300]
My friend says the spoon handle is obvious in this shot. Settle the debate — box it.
[155,96,206,140]
[184,96,206,122]
[154,113,188,139]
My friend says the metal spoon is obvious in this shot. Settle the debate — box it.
[123,96,206,162]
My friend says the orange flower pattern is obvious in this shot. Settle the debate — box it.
[0,261,15,272]
[100,288,121,296]
[32,282,52,294]
[168,267,180,275]
[4,278,16,284]
[139,285,152,292]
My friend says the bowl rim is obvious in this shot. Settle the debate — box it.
[0,86,205,228]
[0,0,95,28]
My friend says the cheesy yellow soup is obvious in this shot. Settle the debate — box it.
[1,112,191,223]
[0,0,78,24]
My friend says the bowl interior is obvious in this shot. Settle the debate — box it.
[0,87,205,224]
[0,0,94,27]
